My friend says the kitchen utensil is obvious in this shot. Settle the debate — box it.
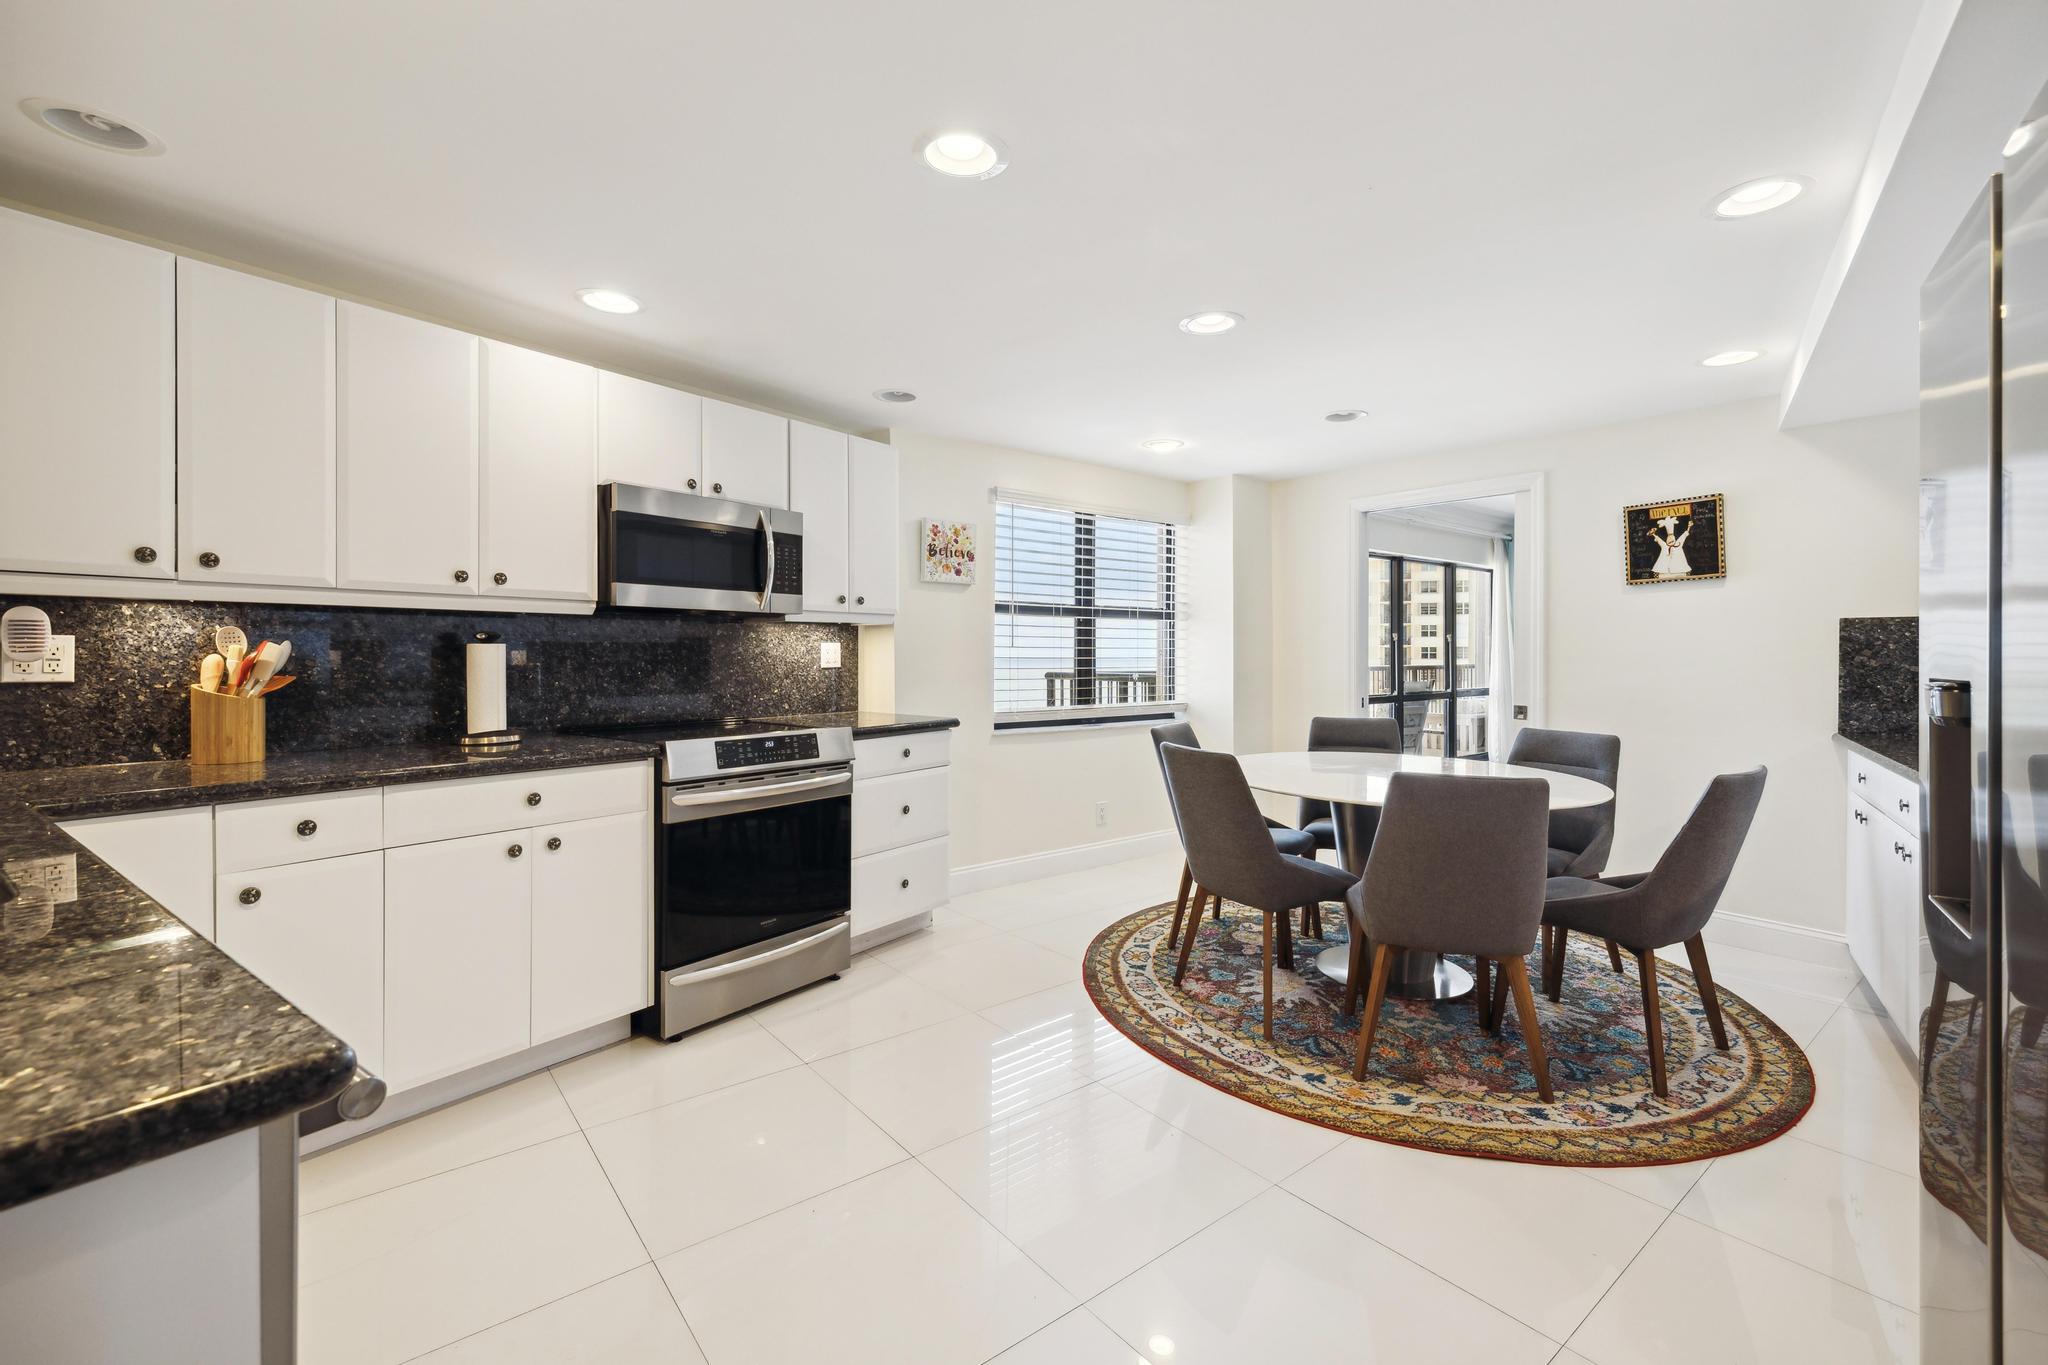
[199,653,225,694]
[239,640,289,698]
[256,674,296,696]
[213,625,247,658]
[224,641,247,688]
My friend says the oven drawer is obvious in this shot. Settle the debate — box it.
[383,761,649,847]
[852,836,949,939]
[1848,756,1918,835]
[852,767,949,857]
[216,789,384,874]
[853,729,950,779]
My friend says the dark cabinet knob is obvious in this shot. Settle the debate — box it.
[546,836,562,851]
[712,482,724,494]
[856,596,865,605]
[901,747,911,759]
[838,595,847,604]
[198,551,220,569]
[900,878,910,890]
[454,569,470,583]
[687,478,699,490]
[526,792,542,806]
[901,804,911,815]
[134,546,157,564]
[296,819,318,837]
[507,843,524,859]
[493,572,509,586]
[239,887,261,905]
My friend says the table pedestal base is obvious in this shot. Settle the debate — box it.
[1314,946,1475,1001]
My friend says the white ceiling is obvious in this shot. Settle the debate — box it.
[0,0,1922,480]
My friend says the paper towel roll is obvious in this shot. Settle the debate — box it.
[465,634,507,735]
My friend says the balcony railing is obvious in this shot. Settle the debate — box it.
[1043,671,1160,706]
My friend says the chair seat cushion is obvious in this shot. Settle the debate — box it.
[1546,847,1576,876]
[1302,817,1338,850]
[1541,875,1640,943]
[1268,826,1318,859]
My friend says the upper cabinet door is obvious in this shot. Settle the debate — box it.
[701,397,789,508]
[0,208,174,578]
[846,436,899,615]
[788,421,849,614]
[480,341,597,601]
[177,260,337,587]
[597,371,703,493]
[336,303,479,594]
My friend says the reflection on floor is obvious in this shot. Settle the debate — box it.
[296,849,1922,1365]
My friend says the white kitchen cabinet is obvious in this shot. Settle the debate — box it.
[383,830,532,1091]
[214,851,385,1075]
[850,836,949,941]
[597,371,704,493]
[789,421,850,614]
[1843,765,1932,1034]
[480,340,597,601]
[850,730,951,948]
[176,259,336,587]
[336,302,479,594]
[531,811,652,1042]
[0,207,175,579]
[846,435,899,616]
[701,397,789,508]
[852,766,950,858]
[58,807,217,941]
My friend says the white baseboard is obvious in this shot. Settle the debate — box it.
[1700,910,1853,970]
[950,829,1178,897]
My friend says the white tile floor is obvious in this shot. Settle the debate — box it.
[298,849,1924,1364]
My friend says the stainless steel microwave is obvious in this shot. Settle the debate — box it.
[600,483,804,614]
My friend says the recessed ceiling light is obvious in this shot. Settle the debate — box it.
[873,389,918,403]
[2006,124,2037,158]
[20,98,163,155]
[1178,311,1242,336]
[1700,349,1761,367]
[1710,176,1806,219]
[1324,409,1369,422]
[577,288,641,315]
[916,130,1009,180]
[1140,437,1185,453]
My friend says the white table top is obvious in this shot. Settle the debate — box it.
[1236,750,1613,810]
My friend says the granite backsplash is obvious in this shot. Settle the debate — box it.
[1839,615,1918,735]
[0,596,858,770]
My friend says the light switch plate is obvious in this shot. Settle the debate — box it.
[819,640,842,669]
[1,634,73,684]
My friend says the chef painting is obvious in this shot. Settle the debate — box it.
[1621,495,1725,586]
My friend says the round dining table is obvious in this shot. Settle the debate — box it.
[1234,750,1615,1000]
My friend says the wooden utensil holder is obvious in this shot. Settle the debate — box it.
[190,686,266,765]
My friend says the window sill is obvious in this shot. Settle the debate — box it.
[993,703,1187,737]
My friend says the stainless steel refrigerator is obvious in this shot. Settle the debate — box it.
[1918,79,2048,1365]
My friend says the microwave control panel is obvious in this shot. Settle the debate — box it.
[772,535,803,594]
[715,732,820,770]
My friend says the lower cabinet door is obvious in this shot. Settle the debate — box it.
[215,851,384,1075]
[384,830,532,1092]
[531,811,651,1043]
[1845,789,1886,1011]
[1876,826,1922,1029]
[851,835,949,941]
[61,806,216,941]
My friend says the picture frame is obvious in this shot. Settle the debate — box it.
[919,518,977,584]
[1621,493,1725,586]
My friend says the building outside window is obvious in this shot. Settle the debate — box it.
[1363,551,1493,756]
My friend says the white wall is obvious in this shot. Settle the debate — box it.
[1271,397,1919,940]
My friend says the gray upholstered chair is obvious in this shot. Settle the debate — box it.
[1151,721,1316,949]
[1345,772,1555,1101]
[1159,743,1358,1040]
[1506,727,1622,971]
[1533,767,1766,1098]
[1297,715,1404,851]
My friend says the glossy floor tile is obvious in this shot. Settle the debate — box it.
[748,953,966,1061]
[1109,1061,1344,1182]
[890,932,1079,1011]
[989,1308,1150,1364]
[980,980,1158,1084]
[410,1265,705,1364]
[1795,1007,1921,1175]
[548,1015,802,1129]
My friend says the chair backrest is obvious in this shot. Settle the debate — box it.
[1358,772,1550,957]
[1159,743,1284,907]
[1506,726,1621,875]
[1149,721,1200,844]
[1300,715,1402,826]
[1632,767,1768,946]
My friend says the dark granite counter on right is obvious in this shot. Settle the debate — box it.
[1835,730,1919,782]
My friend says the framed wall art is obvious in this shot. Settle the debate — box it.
[920,518,977,583]
[1621,493,1726,586]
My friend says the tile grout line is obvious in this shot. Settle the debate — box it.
[384,1263,660,1365]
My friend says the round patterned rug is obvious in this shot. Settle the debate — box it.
[1082,898,1816,1166]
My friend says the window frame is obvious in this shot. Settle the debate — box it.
[1365,551,1493,758]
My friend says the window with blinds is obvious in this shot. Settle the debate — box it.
[993,492,1179,728]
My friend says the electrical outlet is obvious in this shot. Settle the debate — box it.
[1,635,73,685]
[4,854,77,903]
[819,640,842,669]
[1094,800,1109,828]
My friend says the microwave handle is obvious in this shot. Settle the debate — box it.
[758,509,775,608]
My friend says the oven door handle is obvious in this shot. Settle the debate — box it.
[758,509,775,608]
[668,920,850,988]
[667,770,852,809]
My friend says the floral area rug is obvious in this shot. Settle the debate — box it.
[1082,898,1816,1166]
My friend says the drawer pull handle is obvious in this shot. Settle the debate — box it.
[526,792,542,806]
[902,747,911,759]
[508,843,524,859]
[133,545,157,564]
[901,804,911,815]
[1853,810,1866,824]
[296,819,318,838]
[901,877,910,890]
[1856,773,1866,784]
[1899,799,1910,812]
[547,837,562,851]
[1894,842,1905,856]
[239,887,261,905]
[1903,849,1914,864]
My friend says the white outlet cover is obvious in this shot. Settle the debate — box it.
[819,640,842,669]
[0,634,72,684]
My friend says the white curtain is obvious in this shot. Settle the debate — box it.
[1488,535,1516,755]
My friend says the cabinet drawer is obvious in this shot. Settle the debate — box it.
[852,767,949,857]
[383,762,649,847]
[1848,758,1918,834]
[852,836,949,939]
[216,789,384,873]
[853,729,950,780]
[215,851,384,1075]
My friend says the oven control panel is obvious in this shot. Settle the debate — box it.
[715,732,820,769]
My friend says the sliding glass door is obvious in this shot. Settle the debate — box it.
[1363,553,1494,757]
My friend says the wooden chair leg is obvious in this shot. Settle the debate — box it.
[1276,905,1295,971]
[1344,917,1366,1014]
[1504,956,1555,1103]
[2023,1005,2046,1050]
[1212,890,1227,923]
[1682,934,1730,1051]
[1635,948,1668,1098]
[1475,957,1493,1031]
[1261,912,1276,1041]
[1921,970,1949,1089]
[1489,966,1509,1035]
[1167,861,1193,950]
[1173,886,1205,985]
[1605,938,1624,973]
[1352,943,1397,1080]
[1545,927,1570,1001]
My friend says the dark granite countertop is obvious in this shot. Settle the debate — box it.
[760,711,960,739]
[0,734,659,1211]
[1835,730,1919,782]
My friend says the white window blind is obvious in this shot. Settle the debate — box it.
[993,492,1179,727]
